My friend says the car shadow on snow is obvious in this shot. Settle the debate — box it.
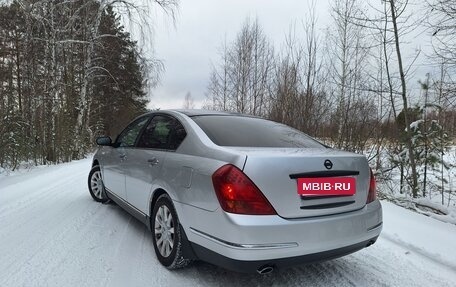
[174,258,366,287]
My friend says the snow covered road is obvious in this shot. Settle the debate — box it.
[1,159,455,287]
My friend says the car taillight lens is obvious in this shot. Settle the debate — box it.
[367,168,377,203]
[212,164,276,215]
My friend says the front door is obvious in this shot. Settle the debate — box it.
[102,115,150,200]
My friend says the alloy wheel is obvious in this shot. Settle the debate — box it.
[90,171,104,200]
[154,205,175,257]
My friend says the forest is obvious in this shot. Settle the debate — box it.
[0,0,177,168]
[0,0,455,205]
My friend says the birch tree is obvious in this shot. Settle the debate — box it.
[326,0,378,152]
[0,0,178,168]
[206,18,275,116]
[387,0,419,197]
[182,92,195,109]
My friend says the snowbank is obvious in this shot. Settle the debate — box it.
[381,200,456,270]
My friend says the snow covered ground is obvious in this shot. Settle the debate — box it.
[1,159,456,287]
[376,145,456,225]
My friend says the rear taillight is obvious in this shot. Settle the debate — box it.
[367,168,377,203]
[212,164,276,215]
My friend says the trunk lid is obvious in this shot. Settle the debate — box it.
[231,147,370,218]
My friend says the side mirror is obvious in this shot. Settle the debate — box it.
[96,136,112,146]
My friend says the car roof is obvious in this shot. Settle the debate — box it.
[165,109,255,118]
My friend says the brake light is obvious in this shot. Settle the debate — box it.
[212,164,276,215]
[367,168,377,203]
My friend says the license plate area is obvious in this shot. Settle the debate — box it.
[297,177,356,196]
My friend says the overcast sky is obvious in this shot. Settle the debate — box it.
[147,0,331,110]
[146,0,431,110]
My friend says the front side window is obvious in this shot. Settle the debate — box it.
[137,115,187,150]
[116,116,150,147]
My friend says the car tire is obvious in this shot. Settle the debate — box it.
[152,193,191,269]
[88,165,109,203]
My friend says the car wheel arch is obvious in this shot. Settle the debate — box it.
[92,159,100,167]
[150,188,168,217]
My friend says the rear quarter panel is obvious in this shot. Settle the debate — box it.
[147,111,247,216]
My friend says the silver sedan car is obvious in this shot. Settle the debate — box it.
[88,110,382,274]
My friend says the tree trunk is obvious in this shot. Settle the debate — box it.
[389,0,418,198]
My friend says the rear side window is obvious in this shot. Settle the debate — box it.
[191,115,324,148]
[137,115,187,150]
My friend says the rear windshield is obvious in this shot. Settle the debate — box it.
[191,115,325,148]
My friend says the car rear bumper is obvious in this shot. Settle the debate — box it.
[176,200,382,269]
[190,236,378,273]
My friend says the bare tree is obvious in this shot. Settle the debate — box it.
[269,26,303,129]
[206,39,229,111]
[428,0,456,67]
[269,2,332,138]
[0,0,178,168]
[325,0,377,152]
[206,17,275,116]
[74,0,178,156]
[182,92,195,109]
[388,0,419,197]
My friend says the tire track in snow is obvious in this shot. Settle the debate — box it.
[0,160,93,286]
[0,170,87,239]
[0,167,87,219]
[381,232,456,272]
[0,179,85,250]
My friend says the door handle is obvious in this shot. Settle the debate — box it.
[147,158,159,165]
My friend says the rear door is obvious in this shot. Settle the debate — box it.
[124,115,187,214]
[102,116,150,200]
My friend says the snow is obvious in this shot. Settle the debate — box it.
[381,201,456,270]
[414,198,456,225]
[1,158,456,286]
[376,145,456,225]
[409,119,424,130]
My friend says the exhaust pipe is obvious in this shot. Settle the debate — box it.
[257,265,274,275]
[366,239,376,247]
